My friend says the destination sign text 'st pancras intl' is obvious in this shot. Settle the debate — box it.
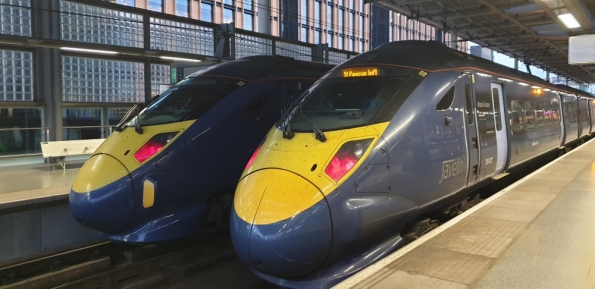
[342,68,379,78]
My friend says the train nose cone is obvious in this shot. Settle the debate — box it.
[70,154,134,233]
[231,169,332,278]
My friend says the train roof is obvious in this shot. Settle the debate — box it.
[187,55,334,81]
[342,41,591,97]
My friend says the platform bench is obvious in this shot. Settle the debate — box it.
[40,139,105,170]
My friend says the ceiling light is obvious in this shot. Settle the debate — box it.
[160,56,202,62]
[60,47,118,54]
[498,78,513,82]
[518,82,529,86]
[558,13,581,29]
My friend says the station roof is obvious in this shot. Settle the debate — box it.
[369,0,595,84]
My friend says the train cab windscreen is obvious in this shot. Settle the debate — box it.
[129,77,242,127]
[285,66,414,132]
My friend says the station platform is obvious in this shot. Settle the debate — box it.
[0,156,84,210]
[337,139,595,289]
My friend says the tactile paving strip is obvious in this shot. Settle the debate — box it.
[388,246,494,285]
[0,185,71,209]
[488,197,551,211]
[478,206,541,223]
[427,231,513,258]
[453,216,528,239]
[353,269,467,289]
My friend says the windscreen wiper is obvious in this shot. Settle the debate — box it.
[295,105,326,142]
[114,103,140,132]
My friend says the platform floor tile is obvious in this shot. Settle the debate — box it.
[511,178,569,194]
[352,269,467,289]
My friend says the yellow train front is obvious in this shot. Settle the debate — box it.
[69,56,333,242]
[230,58,414,287]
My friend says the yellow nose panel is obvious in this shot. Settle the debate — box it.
[72,154,129,193]
[234,169,324,225]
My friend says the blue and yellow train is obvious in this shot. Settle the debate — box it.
[230,41,595,288]
[69,56,333,242]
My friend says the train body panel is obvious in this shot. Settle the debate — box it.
[230,41,595,288]
[69,56,334,242]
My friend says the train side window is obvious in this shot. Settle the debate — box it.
[436,86,455,110]
[524,101,535,130]
[492,88,502,131]
[551,100,561,123]
[510,100,523,131]
[535,103,544,128]
[543,103,552,125]
[581,102,589,121]
[465,84,473,124]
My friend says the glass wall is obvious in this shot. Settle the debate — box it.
[0,108,43,155]
[0,0,31,37]
[63,108,102,140]
[62,56,145,103]
[61,0,144,48]
[1,49,34,102]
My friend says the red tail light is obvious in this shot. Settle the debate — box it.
[134,132,179,163]
[325,139,373,182]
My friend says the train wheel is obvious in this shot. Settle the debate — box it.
[402,218,441,245]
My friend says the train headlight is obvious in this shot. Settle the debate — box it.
[134,132,179,163]
[325,138,373,182]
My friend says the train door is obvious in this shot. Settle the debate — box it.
[491,83,507,174]
[459,75,479,186]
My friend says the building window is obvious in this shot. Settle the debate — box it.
[175,0,189,17]
[339,8,344,33]
[327,32,333,48]
[314,1,321,28]
[201,2,213,22]
[301,0,308,20]
[360,14,364,39]
[244,13,253,31]
[224,7,234,23]
[244,0,254,31]
[314,30,320,44]
[112,0,134,6]
[327,3,333,30]
[301,25,308,42]
[338,35,343,50]
[244,0,253,11]
[148,0,163,12]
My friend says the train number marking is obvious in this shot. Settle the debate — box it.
[485,157,493,165]
[440,158,465,184]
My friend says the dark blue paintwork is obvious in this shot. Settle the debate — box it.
[69,56,334,243]
[231,199,332,279]
[231,41,595,287]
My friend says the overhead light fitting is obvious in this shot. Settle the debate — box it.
[160,56,202,62]
[558,13,581,29]
[60,47,118,54]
